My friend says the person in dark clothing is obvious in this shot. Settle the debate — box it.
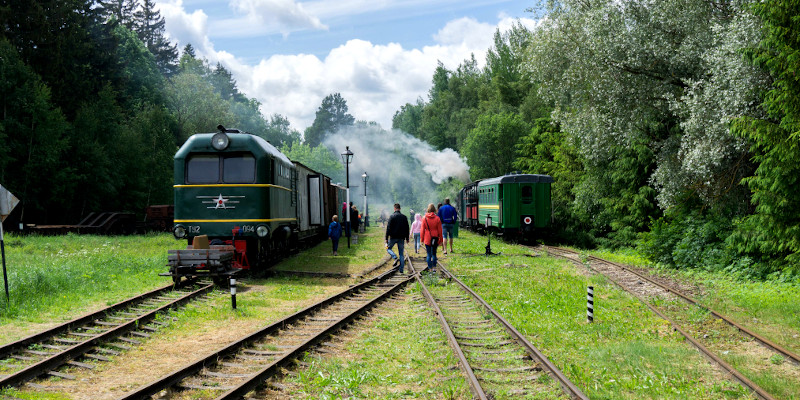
[350,202,360,234]
[385,203,410,273]
[437,197,458,254]
[328,215,342,256]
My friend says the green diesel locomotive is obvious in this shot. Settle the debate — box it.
[169,127,343,281]
[457,173,553,240]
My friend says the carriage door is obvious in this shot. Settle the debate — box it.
[521,184,535,229]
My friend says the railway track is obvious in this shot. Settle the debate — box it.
[0,280,215,389]
[117,265,411,400]
[409,256,588,400]
[542,245,799,400]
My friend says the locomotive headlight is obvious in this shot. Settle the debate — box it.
[173,225,187,239]
[256,224,270,238]
[211,132,230,151]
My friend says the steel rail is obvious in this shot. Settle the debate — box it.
[0,282,215,389]
[214,270,412,399]
[543,246,777,400]
[543,245,800,364]
[583,252,800,365]
[409,258,489,400]
[117,266,407,400]
[0,279,198,360]
[436,261,589,400]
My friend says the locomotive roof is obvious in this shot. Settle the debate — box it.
[478,174,554,186]
[176,132,293,165]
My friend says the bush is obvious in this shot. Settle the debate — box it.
[638,208,738,272]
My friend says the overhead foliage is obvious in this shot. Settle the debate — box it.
[729,0,800,273]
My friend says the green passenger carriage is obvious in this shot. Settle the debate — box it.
[459,173,553,240]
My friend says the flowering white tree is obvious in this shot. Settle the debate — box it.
[527,0,767,212]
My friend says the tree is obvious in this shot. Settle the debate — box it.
[97,0,137,28]
[0,0,120,118]
[303,93,355,147]
[281,141,343,182]
[463,113,529,179]
[0,39,70,223]
[730,0,800,272]
[262,114,301,148]
[209,63,244,102]
[515,119,585,237]
[392,98,424,136]
[166,71,235,143]
[485,24,533,110]
[133,0,178,75]
[112,24,165,106]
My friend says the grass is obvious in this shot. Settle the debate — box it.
[276,227,390,275]
[591,247,800,355]
[283,283,470,399]
[591,247,800,398]
[0,233,176,344]
[444,231,753,399]
[0,233,351,399]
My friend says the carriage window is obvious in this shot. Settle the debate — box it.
[223,154,255,183]
[522,186,533,204]
[186,155,219,183]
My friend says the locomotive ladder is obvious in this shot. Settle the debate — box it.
[290,169,298,207]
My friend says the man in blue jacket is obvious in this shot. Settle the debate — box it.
[437,198,457,254]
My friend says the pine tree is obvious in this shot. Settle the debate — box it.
[133,0,177,76]
[303,93,355,147]
[182,43,196,58]
[731,0,800,271]
[97,0,137,28]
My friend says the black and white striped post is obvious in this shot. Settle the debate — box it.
[587,286,594,323]
[230,277,237,310]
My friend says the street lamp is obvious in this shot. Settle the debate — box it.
[341,146,354,248]
[361,172,369,228]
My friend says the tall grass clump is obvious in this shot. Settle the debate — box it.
[0,233,176,323]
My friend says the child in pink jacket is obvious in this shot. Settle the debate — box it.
[410,214,422,253]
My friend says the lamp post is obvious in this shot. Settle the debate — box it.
[361,172,369,228]
[341,146,354,248]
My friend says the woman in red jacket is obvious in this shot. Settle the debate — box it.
[420,203,444,272]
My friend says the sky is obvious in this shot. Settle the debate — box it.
[156,0,538,132]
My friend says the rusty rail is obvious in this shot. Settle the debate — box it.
[408,258,489,400]
[543,245,778,400]
[118,265,411,400]
[434,261,590,400]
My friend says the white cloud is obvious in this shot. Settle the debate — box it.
[158,0,538,131]
[159,0,212,50]
[225,0,327,36]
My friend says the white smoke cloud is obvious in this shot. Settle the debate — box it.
[322,125,470,208]
[324,126,469,184]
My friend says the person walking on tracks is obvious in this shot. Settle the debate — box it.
[385,203,410,273]
[421,203,443,272]
[410,213,422,254]
[328,215,343,256]
[437,197,458,254]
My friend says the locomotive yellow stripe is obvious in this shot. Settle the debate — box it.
[174,218,297,223]
[174,184,292,192]
[478,205,500,209]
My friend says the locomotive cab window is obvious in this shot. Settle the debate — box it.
[186,155,219,183]
[521,186,533,204]
[223,154,255,183]
[186,153,256,184]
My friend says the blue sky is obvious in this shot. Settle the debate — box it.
[158,0,538,130]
